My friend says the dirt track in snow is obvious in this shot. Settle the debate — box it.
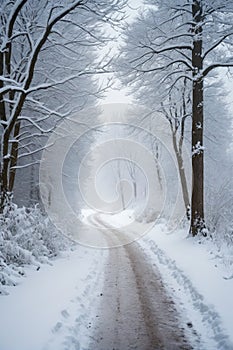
[87,215,194,350]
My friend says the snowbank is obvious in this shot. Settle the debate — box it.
[0,246,107,350]
[0,203,71,295]
[143,225,233,349]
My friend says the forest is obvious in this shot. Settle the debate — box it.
[0,1,233,350]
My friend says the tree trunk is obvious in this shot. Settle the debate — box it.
[154,141,163,190]
[0,130,10,211]
[9,122,21,192]
[0,52,6,122]
[171,131,190,220]
[120,183,125,211]
[190,0,206,236]
[133,181,137,200]
[0,52,6,211]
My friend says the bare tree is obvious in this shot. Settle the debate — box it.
[125,157,137,201]
[159,79,191,219]
[147,124,163,192]
[114,159,126,211]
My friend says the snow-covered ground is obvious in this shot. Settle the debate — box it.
[101,211,233,349]
[80,208,135,228]
[0,245,108,350]
[1,209,233,350]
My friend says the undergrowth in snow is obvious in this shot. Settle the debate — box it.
[0,203,72,295]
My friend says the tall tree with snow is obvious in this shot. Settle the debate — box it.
[117,0,233,236]
[0,0,126,210]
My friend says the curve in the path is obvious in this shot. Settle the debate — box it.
[86,214,195,350]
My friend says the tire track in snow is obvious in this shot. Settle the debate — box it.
[124,241,191,349]
[87,215,194,350]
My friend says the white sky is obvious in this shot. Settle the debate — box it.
[100,0,144,105]
[102,84,132,104]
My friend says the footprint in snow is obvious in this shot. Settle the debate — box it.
[52,321,63,333]
[61,309,70,319]
[63,335,80,350]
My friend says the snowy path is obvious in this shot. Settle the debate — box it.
[86,215,194,350]
[0,215,198,350]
